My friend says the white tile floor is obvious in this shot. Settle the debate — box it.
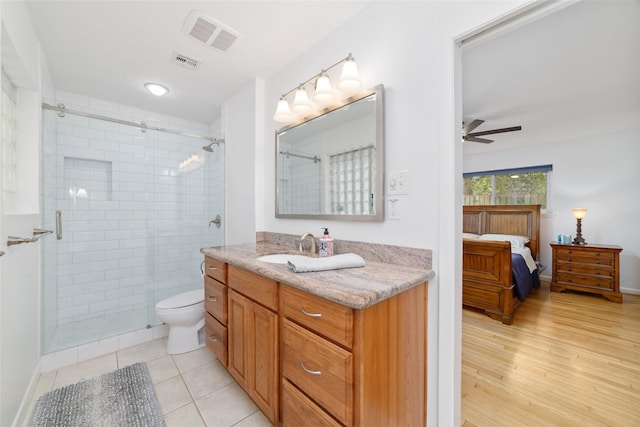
[25,338,273,427]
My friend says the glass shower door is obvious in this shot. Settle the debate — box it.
[41,109,224,354]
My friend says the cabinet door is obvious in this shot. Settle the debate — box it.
[248,301,278,424]
[228,289,248,389]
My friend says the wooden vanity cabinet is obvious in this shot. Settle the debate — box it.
[227,265,279,425]
[280,283,427,427]
[204,257,228,366]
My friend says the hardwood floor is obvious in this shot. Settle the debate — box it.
[462,281,640,426]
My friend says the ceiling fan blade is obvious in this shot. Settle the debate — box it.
[462,119,484,135]
[464,136,493,144]
[467,125,522,138]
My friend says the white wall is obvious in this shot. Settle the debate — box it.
[231,2,531,425]
[464,130,640,293]
[0,1,48,425]
[222,78,262,245]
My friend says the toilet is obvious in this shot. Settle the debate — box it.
[155,289,205,354]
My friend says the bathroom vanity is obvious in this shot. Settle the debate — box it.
[201,234,433,427]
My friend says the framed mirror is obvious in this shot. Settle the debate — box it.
[275,84,384,221]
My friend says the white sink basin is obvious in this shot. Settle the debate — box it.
[257,254,297,264]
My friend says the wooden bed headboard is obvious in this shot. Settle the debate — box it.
[463,204,541,260]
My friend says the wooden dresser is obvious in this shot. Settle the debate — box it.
[550,243,623,302]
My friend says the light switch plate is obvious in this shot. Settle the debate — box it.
[387,170,410,195]
[387,198,400,220]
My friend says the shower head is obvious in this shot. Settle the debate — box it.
[202,138,224,152]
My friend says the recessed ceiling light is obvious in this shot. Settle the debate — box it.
[144,83,169,96]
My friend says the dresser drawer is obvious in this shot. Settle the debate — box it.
[205,312,227,366]
[281,379,342,427]
[228,265,278,311]
[281,319,353,426]
[556,272,614,290]
[205,275,227,323]
[556,262,615,278]
[281,285,353,348]
[205,256,227,284]
[557,254,616,267]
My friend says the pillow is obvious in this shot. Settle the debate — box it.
[462,232,480,239]
[479,233,530,249]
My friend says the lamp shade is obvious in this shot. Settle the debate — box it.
[291,86,313,115]
[572,208,587,219]
[312,73,336,105]
[273,98,293,123]
[337,55,362,93]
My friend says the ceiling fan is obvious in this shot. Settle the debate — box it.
[462,119,522,143]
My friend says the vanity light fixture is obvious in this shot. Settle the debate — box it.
[572,208,587,245]
[273,53,362,123]
[144,82,170,96]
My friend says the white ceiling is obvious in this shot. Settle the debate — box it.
[24,1,369,123]
[462,0,640,155]
[20,1,640,140]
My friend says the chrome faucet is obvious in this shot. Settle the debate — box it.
[299,232,317,254]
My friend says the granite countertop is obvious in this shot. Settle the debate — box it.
[200,242,435,310]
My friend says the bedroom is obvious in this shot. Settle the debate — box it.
[460,1,639,423]
[461,0,639,298]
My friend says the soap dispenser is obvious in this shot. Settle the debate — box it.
[319,227,334,257]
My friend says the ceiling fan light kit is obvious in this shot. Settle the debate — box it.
[462,119,522,143]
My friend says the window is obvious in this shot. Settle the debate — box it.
[463,165,552,209]
[330,145,375,215]
[1,68,18,212]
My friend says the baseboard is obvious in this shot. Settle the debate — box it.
[12,365,41,427]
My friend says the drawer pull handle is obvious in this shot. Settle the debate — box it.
[301,361,321,376]
[208,266,217,271]
[208,335,218,343]
[567,258,572,262]
[301,307,322,318]
[207,296,218,302]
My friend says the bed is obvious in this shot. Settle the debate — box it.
[462,204,541,324]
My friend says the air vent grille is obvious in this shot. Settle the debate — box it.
[171,52,200,71]
[211,29,238,51]
[182,10,242,52]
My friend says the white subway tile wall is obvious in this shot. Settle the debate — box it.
[41,91,224,353]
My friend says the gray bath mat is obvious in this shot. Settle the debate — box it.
[29,362,166,427]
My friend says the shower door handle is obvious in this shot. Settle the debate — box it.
[209,215,221,229]
[55,210,63,240]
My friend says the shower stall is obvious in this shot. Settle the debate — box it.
[41,107,224,354]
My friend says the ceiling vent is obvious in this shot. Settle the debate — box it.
[182,10,242,52]
[171,51,200,71]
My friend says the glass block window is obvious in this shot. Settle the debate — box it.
[463,164,552,209]
[330,145,375,215]
[1,68,17,213]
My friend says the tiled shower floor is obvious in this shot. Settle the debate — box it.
[25,338,273,426]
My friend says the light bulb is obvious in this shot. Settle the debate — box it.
[312,73,335,105]
[291,86,313,115]
[337,54,362,93]
[144,83,169,96]
[273,98,293,123]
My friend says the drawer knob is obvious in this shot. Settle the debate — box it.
[567,258,572,262]
[301,360,321,376]
[208,296,218,302]
[301,307,322,318]
[208,335,218,343]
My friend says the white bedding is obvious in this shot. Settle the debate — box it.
[511,246,537,273]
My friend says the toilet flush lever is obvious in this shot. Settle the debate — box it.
[209,215,222,229]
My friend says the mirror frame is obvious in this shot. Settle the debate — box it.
[275,84,384,221]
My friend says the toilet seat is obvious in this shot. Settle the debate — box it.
[156,289,203,310]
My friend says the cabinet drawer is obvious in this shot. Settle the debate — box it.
[282,319,352,426]
[228,265,278,311]
[205,275,227,323]
[205,257,227,284]
[556,262,614,278]
[282,379,342,427]
[205,312,227,366]
[281,285,353,348]
[556,272,614,290]
[556,254,616,267]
